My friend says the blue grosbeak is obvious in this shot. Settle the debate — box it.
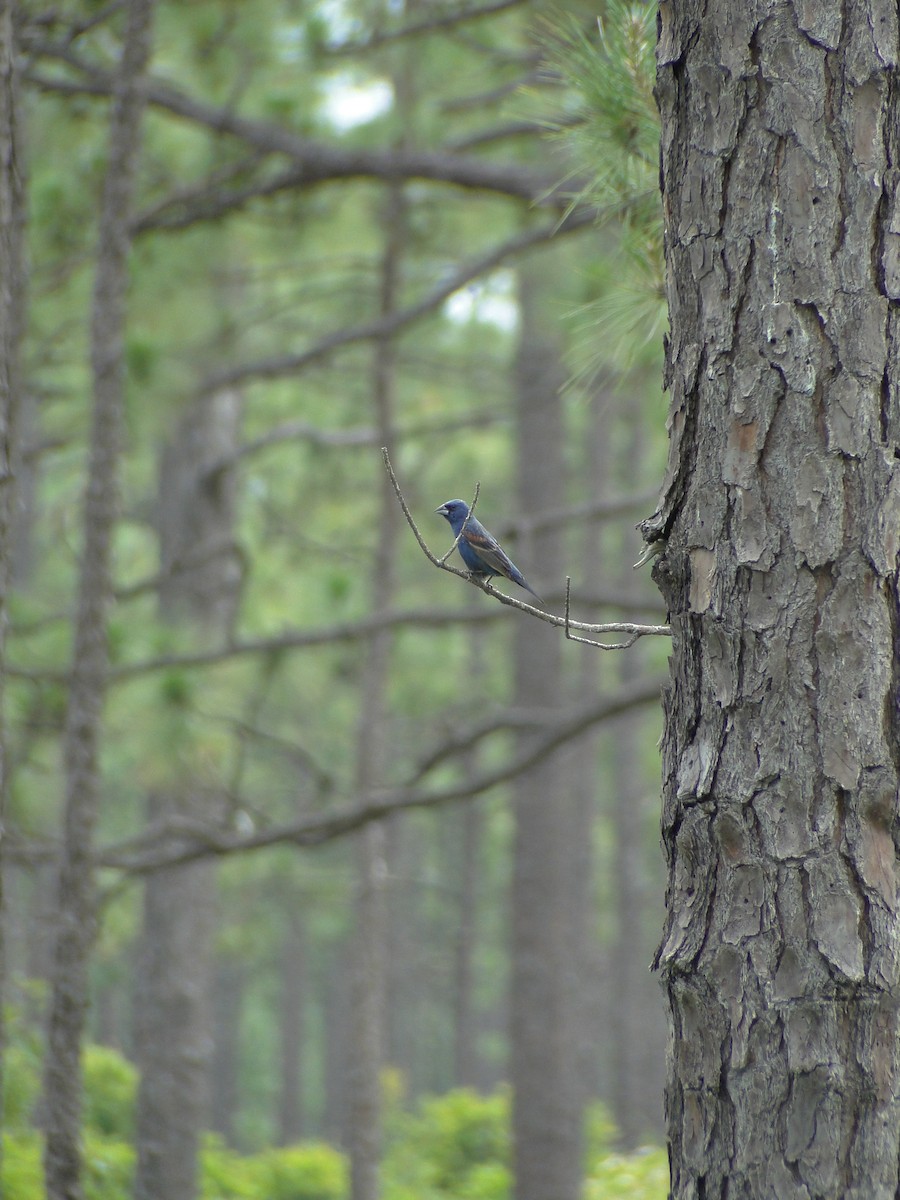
[435,498,542,602]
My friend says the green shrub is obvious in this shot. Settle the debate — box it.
[200,1133,265,1199]
[3,1132,43,1198]
[4,1041,42,1131]
[83,1044,138,1139]
[83,1133,136,1200]
[259,1142,348,1200]
[584,1146,669,1199]
[384,1087,509,1199]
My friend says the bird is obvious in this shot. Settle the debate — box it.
[435,498,542,602]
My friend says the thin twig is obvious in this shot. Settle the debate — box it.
[437,482,480,565]
[564,577,641,651]
[383,448,670,643]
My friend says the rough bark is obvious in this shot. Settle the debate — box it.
[509,258,583,1200]
[650,3,900,1195]
[41,4,155,1197]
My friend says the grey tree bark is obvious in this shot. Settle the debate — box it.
[0,0,24,1160]
[649,3,900,1195]
[278,912,307,1145]
[347,178,405,1200]
[210,959,244,1144]
[41,4,156,1197]
[133,385,242,1200]
[133,796,217,1200]
[509,258,583,1200]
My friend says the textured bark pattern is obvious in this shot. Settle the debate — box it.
[651,3,900,1197]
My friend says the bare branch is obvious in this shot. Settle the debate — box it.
[95,673,663,873]
[205,409,503,477]
[325,0,527,55]
[26,49,578,207]
[196,212,594,395]
[564,577,641,651]
[383,449,671,641]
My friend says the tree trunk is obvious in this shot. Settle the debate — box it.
[133,795,217,1200]
[0,0,23,1161]
[452,796,482,1089]
[277,913,306,1145]
[41,5,155,1196]
[210,960,245,1146]
[509,257,583,1200]
[133,385,242,1200]
[347,174,405,1200]
[651,3,900,1195]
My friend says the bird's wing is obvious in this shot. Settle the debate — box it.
[461,526,516,578]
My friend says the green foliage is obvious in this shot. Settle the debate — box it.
[3,1131,137,1200]
[543,1,658,219]
[383,1087,510,1199]
[3,1009,43,1130]
[1,1073,667,1200]
[82,1044,138,1139]
[3,1133,43,1198]
[541,1,665,373]
[259,1142,349,1200]
[83,1134,137,1200]
[200,1134,270,1199]
[584,1147,669,1199]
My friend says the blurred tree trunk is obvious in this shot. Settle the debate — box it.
[652,3,900,1193]
[347,174,405,1200]
[41,4,156,1196]
[277,911,307,1145]
[0,0,24,1156]
[568,382,613,1114]
[509,257,583,1200]
[133,796,218,1200]
[452,598,489,1089]
[323,944,351,1144]
[609,414,664,1147]
[452,797,482,1088]
[210,958,245,1145]
[133,385,242,1200]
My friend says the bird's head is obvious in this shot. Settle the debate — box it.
[435,498,470,526]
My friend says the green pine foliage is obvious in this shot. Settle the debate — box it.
[539,1,666,373]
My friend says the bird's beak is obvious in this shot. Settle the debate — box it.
[435,504,448,516]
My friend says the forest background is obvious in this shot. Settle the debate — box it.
[0,1,673,1198]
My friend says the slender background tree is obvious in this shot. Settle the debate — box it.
[41,4,156,1197]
